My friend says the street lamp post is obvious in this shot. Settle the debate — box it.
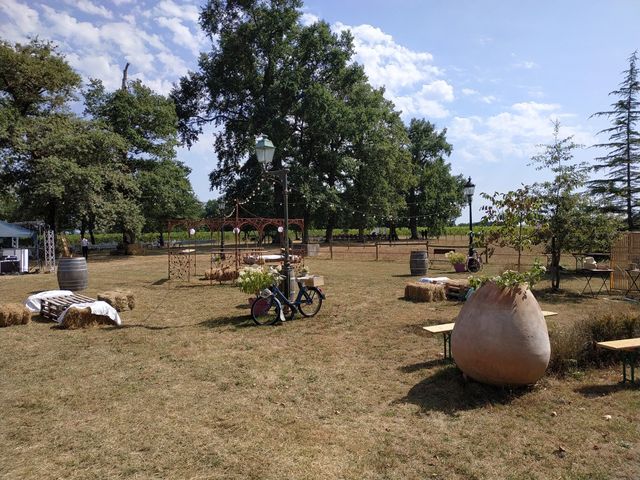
[463,177,476,257]
[255,135,294,301]
[219,199,225,259]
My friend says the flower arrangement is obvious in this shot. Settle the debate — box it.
[468,259,547,290]
[445,251,467,265]
[237,265,280,295]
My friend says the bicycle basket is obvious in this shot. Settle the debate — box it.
[259,288,272,298]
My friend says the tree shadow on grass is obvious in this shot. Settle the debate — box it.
[533,288,590,305]
[397,366,534,414]
[199,314,255,329]
[574,383,637,397]
[392,274,420,278]
[151,278,169,286]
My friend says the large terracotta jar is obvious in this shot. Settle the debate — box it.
[451,281,550,386]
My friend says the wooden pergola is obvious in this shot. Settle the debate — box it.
[166,216,304,281]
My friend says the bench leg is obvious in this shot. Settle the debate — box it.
[621,352,638,384]
[443,333,452,360]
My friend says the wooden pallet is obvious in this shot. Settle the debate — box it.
[40,293,96,321]
[444,281,470,301]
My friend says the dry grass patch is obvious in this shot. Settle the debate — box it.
[0,253,639,479]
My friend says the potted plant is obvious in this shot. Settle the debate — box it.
[451,261,549,386]
[237,266,279,306]
[445,251,467,272]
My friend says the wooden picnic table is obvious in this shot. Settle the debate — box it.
[596,338,640,384]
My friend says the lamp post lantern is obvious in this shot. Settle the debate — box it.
[463,177,476,257]
[256,135,293,301]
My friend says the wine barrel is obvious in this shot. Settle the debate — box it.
[57,257,89,291]
[409,250,429,276]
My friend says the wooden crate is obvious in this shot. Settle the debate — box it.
[40,293,96,321]
[299,275,324,287]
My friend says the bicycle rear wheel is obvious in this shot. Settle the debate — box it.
[298,287,323,317]
[251,295,280,325]
[467,257,482,273]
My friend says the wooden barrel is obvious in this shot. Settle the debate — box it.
[409,250,429,276]
[57,257,88,291]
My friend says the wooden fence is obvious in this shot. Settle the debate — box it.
[611,231,640,291]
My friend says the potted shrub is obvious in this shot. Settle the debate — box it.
[445,251,467,272]
[451,261,550,386]
[237,266,279,306]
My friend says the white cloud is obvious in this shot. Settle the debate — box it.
[332,22,441,93]
[513,60,538,69]
[41,5,102,46]
[154,0,200,24]
[65,51,123,90]
[462,88,478,96]
[300,12,319,26]
[481,95,496,104]
[393,80,454,119]
[63,0,113,19]
[156,16,203,56]
[0,0,41,42]
[449,102,594,165]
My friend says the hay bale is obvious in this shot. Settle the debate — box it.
[60,307,114,329]
[97,290,136,312]
[204,267,238,283]
[0,303,31,327]
[204,268,220,280]
[404,282,446,302]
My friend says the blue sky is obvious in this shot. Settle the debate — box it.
[1,0,639,221]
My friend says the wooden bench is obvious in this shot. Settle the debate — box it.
[40,293,96,321]
[423,323,455,360]
[596,338,640,384]
[422,311,558,361]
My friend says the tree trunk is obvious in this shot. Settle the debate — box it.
[89,228,96,245]
[303,208,310,244]
[550,235,560,291]
[325,214,335,243]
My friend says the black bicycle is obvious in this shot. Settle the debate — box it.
[251,277,325,325]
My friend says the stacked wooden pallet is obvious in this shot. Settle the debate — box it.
[444,280,470,301]
[40,293,96,321]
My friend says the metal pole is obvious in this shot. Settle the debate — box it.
[283,170,293,301]
[468,195,474,257]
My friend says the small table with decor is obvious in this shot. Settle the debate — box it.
[580,268,614,297]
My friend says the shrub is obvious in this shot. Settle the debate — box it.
[468,259,546,290]
[237,266,279,295]
[548,311,640,375]
[445,251,466,265]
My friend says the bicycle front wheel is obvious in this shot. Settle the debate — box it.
[298,287,323,317]
[251,295,280,325]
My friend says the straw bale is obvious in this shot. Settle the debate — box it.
[97,290,136,312]
[404,282,446,302]
[0,303,31,327]
[60,307,114,329]
[204,267,238,283]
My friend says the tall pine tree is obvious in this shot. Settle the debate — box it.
[590,50,640,230]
